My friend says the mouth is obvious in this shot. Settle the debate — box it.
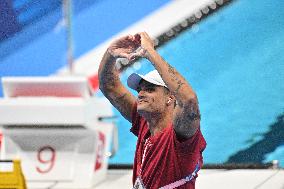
[138,99,148,104]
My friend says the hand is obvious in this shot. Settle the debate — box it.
[107,35,141,60]
[129,32,155,60]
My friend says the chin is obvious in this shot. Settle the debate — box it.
[137,106,149,116]
[138,106,157,117]
[137,106,145,113]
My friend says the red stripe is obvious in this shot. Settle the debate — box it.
[88,74,99,91]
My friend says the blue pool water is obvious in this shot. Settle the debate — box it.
[109,0,284,167]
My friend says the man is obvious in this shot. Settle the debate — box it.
[98,32,206,189]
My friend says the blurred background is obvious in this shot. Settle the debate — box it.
[0,0,283,169]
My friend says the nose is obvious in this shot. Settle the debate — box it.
[137,90,146,99]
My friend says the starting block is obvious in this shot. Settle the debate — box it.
[0,76,118,189]
[0,159,27,189]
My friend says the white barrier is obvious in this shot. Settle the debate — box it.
[0,76,117,188]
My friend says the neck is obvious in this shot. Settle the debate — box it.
[144,111,173,136]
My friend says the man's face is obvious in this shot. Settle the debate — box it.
[136,80,169,115]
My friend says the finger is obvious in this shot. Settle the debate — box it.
[141,32,153,41]
[119,52,132,59]
[116,35,134,45]
[136,47,147,55]
[116,35,131,43]
[125,34,134,39]
[129,53,139,61]
[129,49,146,59]
[129,55,137,62]
[109,51,131,59]
[138,32,147,38]
[134,34,141,44]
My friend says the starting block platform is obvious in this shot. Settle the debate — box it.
[0,76,118,188]
[0,160,27,189]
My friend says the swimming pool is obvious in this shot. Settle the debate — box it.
[109,0,284,167]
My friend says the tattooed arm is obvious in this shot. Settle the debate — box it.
[134,32,200,138]
[98,35,139,122]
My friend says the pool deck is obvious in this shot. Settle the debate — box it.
[95,169,284,189]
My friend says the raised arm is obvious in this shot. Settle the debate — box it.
[132,32,200,138]
[98,35,139,122]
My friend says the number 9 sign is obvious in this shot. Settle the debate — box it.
[36,146,56,174]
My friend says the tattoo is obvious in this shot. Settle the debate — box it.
[104,92,130,118]
[187,100,201,121]
[112,93,132,121]
[175,80,185,93]
[168,64,176,76]
[177,98,200,121]
[173,83,185,105]
[167,64,186,95]
[168,65,177,83]
[167,64,185,85]
[188,110,201,121]
[174,99,201,137]
[114,93,127,104]
[100,62,120,89]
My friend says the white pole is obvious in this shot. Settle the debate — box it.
[63,0,74,74]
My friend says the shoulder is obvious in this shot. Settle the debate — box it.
[173,127,206,153]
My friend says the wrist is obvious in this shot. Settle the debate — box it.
[106,48,117,59]
[145,47,157,61]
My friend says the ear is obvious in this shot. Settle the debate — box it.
[166,95,175,105]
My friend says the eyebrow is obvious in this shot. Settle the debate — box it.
[137,83,157,92]
[139,83,156,89]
